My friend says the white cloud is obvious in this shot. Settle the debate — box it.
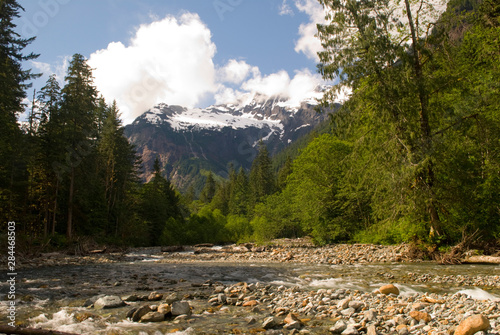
[243,70,291,98]
[217,59,258,84]
[279,0,294,16]
[88,13,217,124]
[293,0,327,62]
[215,67,325,107]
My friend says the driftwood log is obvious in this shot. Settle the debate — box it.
[462,255,500,264]
[0,325,80,335]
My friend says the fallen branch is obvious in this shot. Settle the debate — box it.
[438,229,481,265]
[462,255,500,264]
[0,325,80,335]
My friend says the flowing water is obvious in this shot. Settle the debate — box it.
[1,257,499,334]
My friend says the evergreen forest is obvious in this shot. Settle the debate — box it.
[1,0,499,251]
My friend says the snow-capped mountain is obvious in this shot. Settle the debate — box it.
[124,93,337,191]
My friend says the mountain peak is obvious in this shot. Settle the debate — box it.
[133,87,328,131]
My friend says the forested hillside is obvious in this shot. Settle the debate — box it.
[1,0,498,249]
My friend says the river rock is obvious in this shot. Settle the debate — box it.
[330,320,348,334]
[284,312,301,325]
[94,295,125,309]
[141,311,165,322]
[338,298,351,309]
[409,311,431,323]
[379,284,399,295]
[82,294,105,307]
[243,300,259,307]
[171,301,191,316]
[246,316,257,325]
[454,314,490,335]
[164,292,180,304]
[349,300,364,311]
[342,326,359,335]
[364,309,378,322]
[148,291,163,301]
[284,321,302,330]
[366,324,377,335]
[122,294,139,302]
[158,303,171,314]
[131,305,152,322]
[396,325,409,335]
[262,316,279,329]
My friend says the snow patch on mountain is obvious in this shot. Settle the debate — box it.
[168,107,283,131]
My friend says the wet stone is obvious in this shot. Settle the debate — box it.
[140,311,165,322]
[131,305,152,322]
[148,291,163,301]
[94,295,125,309]
[263,316,279,329]
[171,301,191,316]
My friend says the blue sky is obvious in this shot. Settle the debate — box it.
[17,0,329,124]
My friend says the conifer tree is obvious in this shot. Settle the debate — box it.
[98,100,139,237]
[0,0,39,221]
[36,75,63,235]
[200,171,216,203]
[59,54,98,239]
[140,157,183,245]
[249,141,276,203]
[277,156,293,190]
[229,167,251,216]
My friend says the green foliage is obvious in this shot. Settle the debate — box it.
[286,135,355,244]
[163,207,228,245]
[140,158,183,245]
[225,214,253,243]
[251,191,301,242]
[314,0,500,244]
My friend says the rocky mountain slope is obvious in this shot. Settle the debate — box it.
[124,93,336,192]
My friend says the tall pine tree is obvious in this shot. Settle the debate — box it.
[249,141,276,203]
[59,54,98,239]
[0,0,39,222]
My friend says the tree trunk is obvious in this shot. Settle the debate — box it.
[67,167,75,239]
[404,0,442,236]
[52,178,59,235]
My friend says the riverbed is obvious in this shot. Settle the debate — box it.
[1,244,499,334]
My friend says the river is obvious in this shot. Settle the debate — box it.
[1,253,499,334]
